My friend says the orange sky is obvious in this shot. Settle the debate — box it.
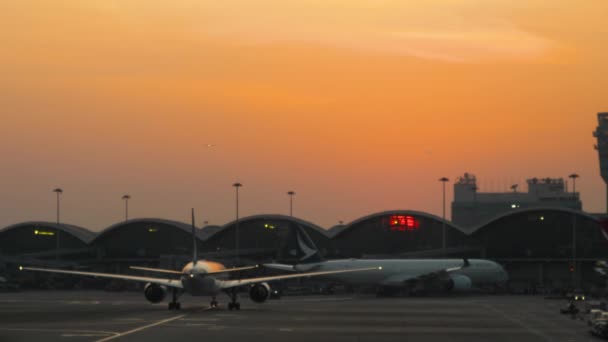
[0,0,607,230]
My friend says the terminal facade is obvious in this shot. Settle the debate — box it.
[1,208,607,294]
[451,173,582,228]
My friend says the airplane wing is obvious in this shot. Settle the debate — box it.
[263,263,298,272]
[129,266,183,275]
[219,266,381,289]
[130,265,259,276]
[21,266,183,289]
[380,259,470,286]
[206,265,259,275]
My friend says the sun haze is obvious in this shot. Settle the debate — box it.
[0,0,607,230]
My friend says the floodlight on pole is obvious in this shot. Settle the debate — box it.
[287,191,295,216]
[439,177,449,256]
[122,194,131,221]
[569,173,580,195]
[233,182,242,265]
[568,173,580,288]
[52,188,63,261]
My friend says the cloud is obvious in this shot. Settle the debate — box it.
[58,0,556,63]
[384,27,552,62]
[194,2,554,63]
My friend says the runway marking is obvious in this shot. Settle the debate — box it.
[113,318,145,321]
[62,333,111,337]
[93,307,212,342]
[182,323,219,327]
[0,328,117,337]
[93,315,186,342]
[68,301,100,305]
[181,318,219,322]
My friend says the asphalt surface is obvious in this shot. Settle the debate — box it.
[0,291,602,342]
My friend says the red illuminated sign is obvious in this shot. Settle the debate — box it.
[389,215,420,232]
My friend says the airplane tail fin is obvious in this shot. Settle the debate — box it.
[276,223,324,264]
[191,208,198,265]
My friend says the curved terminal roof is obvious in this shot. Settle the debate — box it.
[467,207,607,259]
[218,214,330,238]
[1,208,604,248]
[0,221,96,243]
[199,225,222,240]
[327,224,348,238]
[333,210,466,238]
[469,207,600,235]
[91,218,201,243]
[333,208,604,238]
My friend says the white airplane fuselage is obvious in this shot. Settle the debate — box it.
[287,259,508,288]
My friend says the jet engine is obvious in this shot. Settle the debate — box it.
[144,283,167,303]
[249,282,271,303]
[446,275,472,291]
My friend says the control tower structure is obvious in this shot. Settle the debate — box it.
[594,112,608,212]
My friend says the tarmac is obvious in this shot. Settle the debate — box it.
[0,291,602,342]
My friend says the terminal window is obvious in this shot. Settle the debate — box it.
[388,215,420,232]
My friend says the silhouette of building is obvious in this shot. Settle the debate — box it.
[451,173,582,227]
[594,112,608,212]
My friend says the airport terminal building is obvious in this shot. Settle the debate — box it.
[2,205,608,294]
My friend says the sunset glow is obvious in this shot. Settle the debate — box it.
[1,0,607,229]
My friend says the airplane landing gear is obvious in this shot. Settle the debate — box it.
[210,296,218,308]
[168,288,181,310]
[228,302,240,310]
[227,289,240,311]
[168,302,181,310]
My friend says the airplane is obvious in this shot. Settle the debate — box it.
[21,210,380,310]
[594,260,608,276]
[265,224,509,295]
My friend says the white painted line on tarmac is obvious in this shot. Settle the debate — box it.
[62,333,111,337]
[182,323,218,327]
[93,307,213,342]
[94,315,186,342]
[0,328,117,337]
[181,318,219,322]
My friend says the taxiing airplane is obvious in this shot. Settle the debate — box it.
[265,224,509,294]
[21,210,380,310]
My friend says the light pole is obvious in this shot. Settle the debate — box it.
[569,173,579,196]
[233,182,242,265]
[287,191,295,216]
[122,195,131,221]
[439,177,449,256]
[52,188,63,261]
[568,173,580,288]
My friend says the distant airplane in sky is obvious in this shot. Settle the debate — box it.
[22,210,379,310]
[265,225,508,295]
